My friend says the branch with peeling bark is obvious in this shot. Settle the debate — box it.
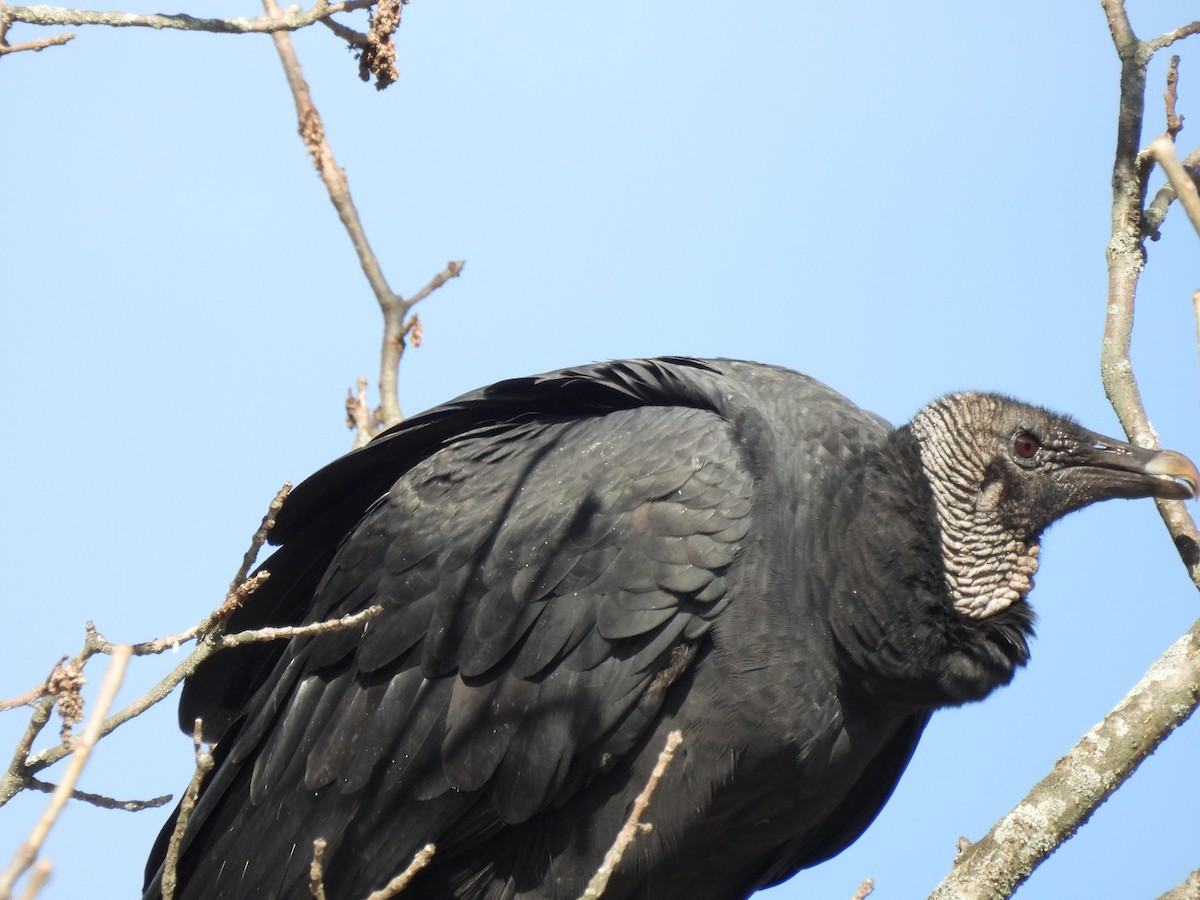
[933,4,1200,897]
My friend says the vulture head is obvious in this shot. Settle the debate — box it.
[909,393,1197,621]
[850,393,1197,707]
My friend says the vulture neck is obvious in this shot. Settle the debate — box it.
[825,425,1034,711]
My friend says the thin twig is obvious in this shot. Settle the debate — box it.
[347,375,376,449]
[578,730,682,900]
[0,29,73,53]
[262,1,403,420]
[24,776,171,812]
[222,605,383,649]
[309,838,328,900]
[161,721,214,900]
[1,0,372,35]
[0,679,56,714]
[364,843,436,900]
[127,571,272,657]
[1145,21,1200,55]
[1166,55,1184,139]
[17,860,50,900]
[230,482,291,597]
[262,0,461,433]
[0,645,132,899]
[319,14,364,46]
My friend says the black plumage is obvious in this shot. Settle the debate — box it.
[144,357,1197,900]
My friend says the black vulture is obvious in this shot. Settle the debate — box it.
[143,357,1197,900]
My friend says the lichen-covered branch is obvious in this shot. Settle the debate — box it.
[929,620,1200,899]
[1157,867,1200,900]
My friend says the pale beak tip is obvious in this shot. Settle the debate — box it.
[1144,449,1200,500]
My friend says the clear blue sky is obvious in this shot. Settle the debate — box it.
[3,2,1199,897]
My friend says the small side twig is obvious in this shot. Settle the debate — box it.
[17,860,50,900]
[0,29,74,54]
[364,843,436,900]
[319,14,364,46]
[0,645,132,899]
[1150,135,1200,238]
[24,776,171,812]
[230,481,291,597]
[1166,55,1184,138]
[578,730,683,900]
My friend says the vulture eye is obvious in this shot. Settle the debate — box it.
[1013,432,1041,459]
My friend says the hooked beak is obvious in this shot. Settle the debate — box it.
[1069,436,1198,501]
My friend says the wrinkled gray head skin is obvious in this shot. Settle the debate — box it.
[910,392,1197,620]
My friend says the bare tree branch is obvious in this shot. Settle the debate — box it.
[261,0,462,433]
[24,777,171,812]
[0,645,132,899]
[0,0,372,35]
[1099,1,1200,587]
[161,721,214,900]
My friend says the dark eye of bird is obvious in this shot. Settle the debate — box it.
[1013,432,1041,459]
